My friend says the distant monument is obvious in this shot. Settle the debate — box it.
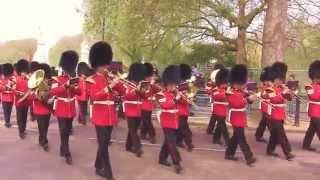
[33,27,50,63]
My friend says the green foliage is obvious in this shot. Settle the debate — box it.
[48,35,83,66]
[183,43,236,67]
[0,39,37,63]
[285,21,320,69]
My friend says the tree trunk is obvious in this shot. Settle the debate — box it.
[236,0,247,64]
[237,27,247,64]
[261,0,288,67]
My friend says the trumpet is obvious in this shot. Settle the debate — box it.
[104,69,138,90]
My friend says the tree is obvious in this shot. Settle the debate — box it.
[48,35,83,66]
[261,0,288,67]
[83,0,267,65]
[0,39,37,63]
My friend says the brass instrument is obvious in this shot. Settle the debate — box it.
[104,69,138,90]
[18,69,50,103]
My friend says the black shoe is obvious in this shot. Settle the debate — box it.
[159,160,172,167]
[5,123,11,128]
[286,153,295,161]
[107,177,115,180]
[43,143,49,152]
[19,132,26,139]
[246,157,257,166]
[140,135,147,140]
[136,149,143,158]
[267,152,280,158]
[96,169,107,178]
[174,164,183,174]
[303,146,317,152]
[187,144,194,152]
[256,138,267,143]
[213,140,223,146]
[150,137,156,144]
[225,155,239,161]
[65,156,73,165]
[177,143,185,148]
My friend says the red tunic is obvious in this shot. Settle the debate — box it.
[87,73,125,126]
[123,85,142,118]
[211,85,228,117]
[306,83,320,119]
[14,75,30,107]
[0,77,15,102]
[227,88,247,128]
[50,74,81,119]
[76,76,88,102]
[159,90,179,129]
[268,85,292,121]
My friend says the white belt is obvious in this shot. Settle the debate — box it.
[161,109,178,113]
[15,90,25,95]
[271,103,286,108]
[3,91,13,93]
[54,97,76,110]
[123,101,142,105]
[212,101,228,105]
[93,100,114,105]
[228,108,246,122]
[57,97,76,102]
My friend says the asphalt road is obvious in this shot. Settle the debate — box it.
[0,115,319,180]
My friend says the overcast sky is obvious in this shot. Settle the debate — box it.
[0,0,83,44]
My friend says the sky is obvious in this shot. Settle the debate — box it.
[0,0,83,44]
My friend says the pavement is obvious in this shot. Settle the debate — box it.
[0,108,319,180]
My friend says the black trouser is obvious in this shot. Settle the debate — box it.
[207,114,216,134]
[213,115,229,144]
[95,126,114,178]
[255,113,270,139]
[16,106,29,134]
[267,120,292,156]
[126,117,142,153]
[36,114,50,146]
[303,118,320,148]
[140,110,156,139]
[58,118,73,157]
[2,101,13,124]
[78,101,88,124]
[177,116,193,147]
[225,127,253,161]
[159,128,181,165]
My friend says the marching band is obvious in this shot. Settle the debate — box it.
[0,41,319,179]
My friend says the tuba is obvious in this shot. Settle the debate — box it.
[19,69,50,103]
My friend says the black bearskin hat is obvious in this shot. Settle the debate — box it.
[0,64,3,75]
[270,62,287,81]
[144,62,154,78]
[260,66,272,82]
[89,41,113,69]
[59,50,79,75]
[213,63,224,70]
[2,63,14,76]
[16,59,30,74]
[162,65,180,85]
[215,67,229,86]
[308,60,320,80]
[77,62,90,76]
[30,61,40,72]
[40,63,52,79]
[230,64,248,85]
[180,64,192,81]
[127,62,146,82]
